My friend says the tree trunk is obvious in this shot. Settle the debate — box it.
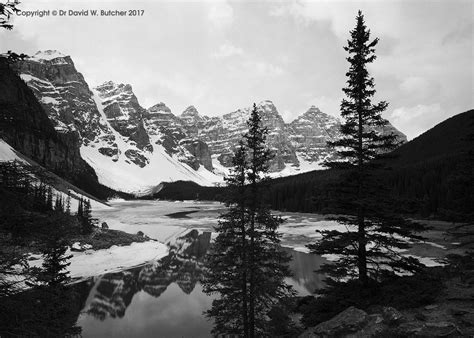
[357,98,368,286]
[357,211,368,285]
[240,202,249,337]
[249,208,255,338]
[248,161,257,338]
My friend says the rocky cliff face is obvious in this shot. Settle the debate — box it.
[146,102,185,155]
[178,101,300,172]
[188,102,407,173]
[16,51,122,167]
[0,57,109,197]
[94,81,151,151]
[289,106,342,165]
[17,51,110,141]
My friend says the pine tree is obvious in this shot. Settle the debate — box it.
[77,198,96,234]
[65,191,71,215]
[46,187,53,211]
[203,140,250,336]
[54,194,64,212]
[309,11,425,286]
[39,235,72,287]
[203,104,293,337]
[244,104,293,336]
[77,197,83,218]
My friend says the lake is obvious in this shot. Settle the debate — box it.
[74,200,442,337]
[73,200,333,337]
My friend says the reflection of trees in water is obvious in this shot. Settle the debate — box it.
[85,230,212,320]
[283,248,327,294]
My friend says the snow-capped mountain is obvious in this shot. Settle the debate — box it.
[14,50,407,193]
[17,51,221,194]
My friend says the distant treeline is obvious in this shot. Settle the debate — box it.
[265,152,474,220]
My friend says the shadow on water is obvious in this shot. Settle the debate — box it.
[75,230,326,337]
[164,210,200,219]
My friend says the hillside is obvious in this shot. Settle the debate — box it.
[389,109,474,167]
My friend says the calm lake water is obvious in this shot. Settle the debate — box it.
[74,200,330,337]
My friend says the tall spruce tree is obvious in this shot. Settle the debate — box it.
[203,140,250,336]
[309,11,425,286]
[203,104,293,337]
[244,104,293,336]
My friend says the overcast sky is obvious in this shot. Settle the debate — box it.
[1,0,472,139]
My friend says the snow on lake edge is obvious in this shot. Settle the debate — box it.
[29,241,169,281]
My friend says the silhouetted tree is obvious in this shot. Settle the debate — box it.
[77,198,96,234]
[65,191,71,214]
[38,235,72,288]
[46,186,53,210]
[203,104,293,337]
[203,140,250,335]
[0,0,20,30]
[54,193,64,212]
[309,11,425,286]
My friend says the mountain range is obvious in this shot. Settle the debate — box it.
[1,50,406,195]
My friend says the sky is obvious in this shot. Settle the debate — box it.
[1,0,472,140]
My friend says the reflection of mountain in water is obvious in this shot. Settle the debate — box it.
[84,230,212,320]
[81,230,326,322]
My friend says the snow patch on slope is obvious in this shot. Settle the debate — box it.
[79,92,222,194]
[0,138,25,162]
[268,154,326,178]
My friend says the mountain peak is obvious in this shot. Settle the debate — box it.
[32,50,67,60]
[149,102,171,114]
[290,106,339,126]
[255,100,280,117]
[30,50,71,65]
[182,105,200,117]
[95,81,133,94]
[259,100,275,107]
[305,106,322,114]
